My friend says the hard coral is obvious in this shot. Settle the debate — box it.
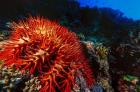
[0,17,94,92]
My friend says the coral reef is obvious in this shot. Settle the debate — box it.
[0,1,140,91]
[0,65,42,92]
[23,75,42,92]
[82,41,114,92]
[0,66,29,92]
[0,17,94,92]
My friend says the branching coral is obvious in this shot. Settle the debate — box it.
[0,17,94,92]
[95,43,108,59]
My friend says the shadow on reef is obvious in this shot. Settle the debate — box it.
[81,39,140,92]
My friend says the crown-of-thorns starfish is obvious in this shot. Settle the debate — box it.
[0,17,94,92]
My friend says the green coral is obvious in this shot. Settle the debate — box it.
[123,75,138,82]
[123,75,140,92]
